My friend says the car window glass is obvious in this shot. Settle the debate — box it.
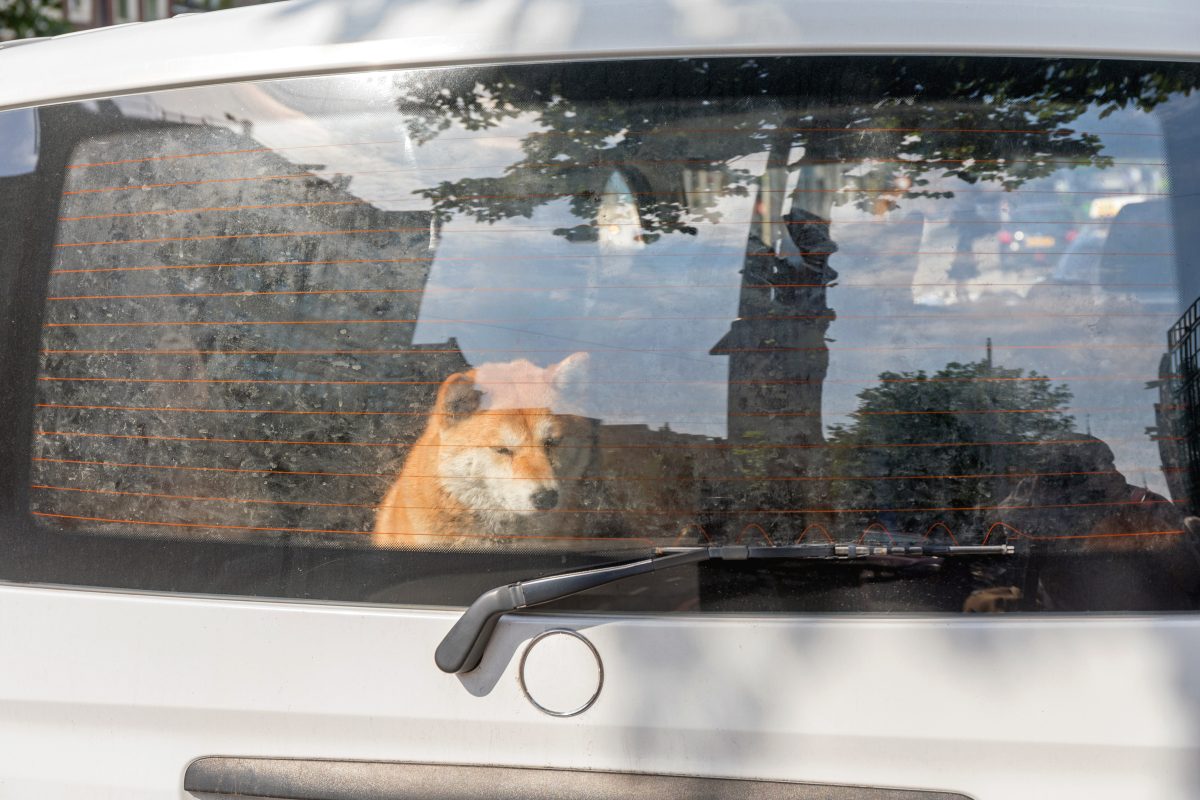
[6,57,1200,612]
[0,108,38,178]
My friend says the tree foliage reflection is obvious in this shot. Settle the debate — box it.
[397,57,1200,238]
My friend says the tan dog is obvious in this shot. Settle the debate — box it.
[373,353,596,549]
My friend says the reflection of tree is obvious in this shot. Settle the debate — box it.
[392,56,1200,558]
[397,58,1200,237]
[0,0,67,41]
[826,357,1075,538]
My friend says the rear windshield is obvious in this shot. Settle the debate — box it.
[3,56,1200,612]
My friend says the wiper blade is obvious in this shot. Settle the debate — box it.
[435,542,1014,674]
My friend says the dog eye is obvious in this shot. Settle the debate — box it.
[494,447,514,456]
[543,437,560,448]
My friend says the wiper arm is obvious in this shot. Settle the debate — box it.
[435,542,1014,674]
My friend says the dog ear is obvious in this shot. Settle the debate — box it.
[437,372,482,426]
[548,351,589,392]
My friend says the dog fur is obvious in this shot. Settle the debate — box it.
[373,353,597,549]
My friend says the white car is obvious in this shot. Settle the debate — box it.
[1,1,1199,797]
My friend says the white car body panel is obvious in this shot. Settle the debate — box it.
[2,584,1200,799]
[0,1,1198,798]
[0,0,1198,112]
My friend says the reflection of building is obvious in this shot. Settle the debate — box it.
[65,0,176,27]
[1152,298,1200,512]
[587,422,720,541]
[63,0,269,30]
[32,107,465,540]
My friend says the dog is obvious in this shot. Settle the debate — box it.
[373,353,598,549]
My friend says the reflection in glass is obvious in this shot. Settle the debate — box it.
[0,108,38,178]
[24,57,1200,611]
[596,171,645,252]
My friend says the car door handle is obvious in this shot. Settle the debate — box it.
[185,757,972,800]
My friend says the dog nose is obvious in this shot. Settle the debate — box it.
[531,489,559,510]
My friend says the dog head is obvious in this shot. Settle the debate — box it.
[429,353,595,518]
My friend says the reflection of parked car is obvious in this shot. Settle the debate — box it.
[1049,199,1176,310]
[1099,199,1177,309]
[997,198,1079,267]
[1051,223,1109,284]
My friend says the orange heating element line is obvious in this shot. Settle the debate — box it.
[30,456,1180,484]
[28,482,1184,518]
[60,122,1165,170]
[33,429,1185,451]
[27,510,1187,548]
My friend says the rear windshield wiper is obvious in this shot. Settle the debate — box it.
[435,542,1014,674]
